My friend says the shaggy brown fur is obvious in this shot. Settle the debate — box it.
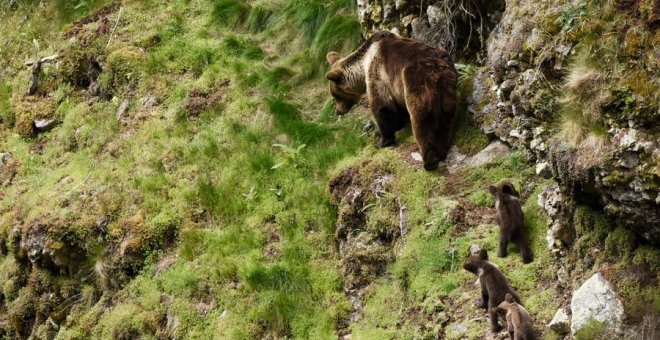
[492,293,537,340]
[325,31,457,171]
[463,249,522,333]
[489,182,533,263]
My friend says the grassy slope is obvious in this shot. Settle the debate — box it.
[0,0,656,339]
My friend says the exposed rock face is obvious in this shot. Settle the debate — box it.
[357,0,660,243]
[537,184,573,255]
[570,272,624,335]
[356,0,505,58]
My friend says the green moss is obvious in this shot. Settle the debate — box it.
[574,318,606,340]
[573,206,613,252]
[106,46,147,93]
[467,190,493,207]
[604,226,636,257]
[633,246,660,272]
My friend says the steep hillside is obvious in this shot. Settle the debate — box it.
[0,0,658,339]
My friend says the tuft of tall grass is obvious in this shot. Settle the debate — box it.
[211,0,275,33]
[312,15,361,55]
[210,0,250,28]
[558,62,610,148]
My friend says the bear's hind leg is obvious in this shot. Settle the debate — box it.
[498,230,509,258]
[515,231,533,263]
[402,65,447,171]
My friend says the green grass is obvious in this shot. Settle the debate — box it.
[1,0,655,339]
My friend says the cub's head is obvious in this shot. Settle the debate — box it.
[325,52,361,115]
[492,293,517,314]
[463,248,489,274]
[488,182,519,198]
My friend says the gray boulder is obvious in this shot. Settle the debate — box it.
[570,272,624,335]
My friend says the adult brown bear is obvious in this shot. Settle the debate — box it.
[325,31,457,171]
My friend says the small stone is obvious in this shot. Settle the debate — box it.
[427,5,444,27]
[33,118,57,132]
[506,60,519,68]
[463,140,510,168]
[536,162,551,178]
[401,14,416,27]
[469,244,481,255]
[411,152,423,162]
[0,152,12,165]
[530,137,546,152]
[509,129,523,139]
[395,0,408,11]
[549,309,570,335]
[142,94,158,108]
[116,98,130,122]
[500,80,515,94]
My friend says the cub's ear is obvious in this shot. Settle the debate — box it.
[325,70,342,83]
[479,249,488,260]
[326,51,341,65]
[505,293,514,303]
[488,185,497,195]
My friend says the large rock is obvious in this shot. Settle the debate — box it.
[570,272,624,335]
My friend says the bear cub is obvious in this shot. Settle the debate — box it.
[489,182,533,263]
[463,249,522,333]
[325,31,457,171]
[492,293,537,340]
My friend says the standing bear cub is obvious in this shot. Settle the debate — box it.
[325,31,457,171]
[489,182,533,263]
[492,293,537,340]
[463,249,522,333]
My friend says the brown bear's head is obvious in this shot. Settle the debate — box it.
[463,248,489,274]
[325,52,362,115]
[488,182,519,198]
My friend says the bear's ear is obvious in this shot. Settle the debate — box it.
[325,70,342,84]
[505,293,514,303]
[479,249,488,260]
[488,185,497,195]
[326,51,341,65]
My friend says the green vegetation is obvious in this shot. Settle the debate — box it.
[0,0,657,339]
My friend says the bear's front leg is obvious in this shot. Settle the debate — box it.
[489,307,503,333]
[480,287,489,310]
[373,106,400,148]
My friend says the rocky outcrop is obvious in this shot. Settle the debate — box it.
[356,0,505,58]
[537,183,573,255]
[570,272,624,335]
